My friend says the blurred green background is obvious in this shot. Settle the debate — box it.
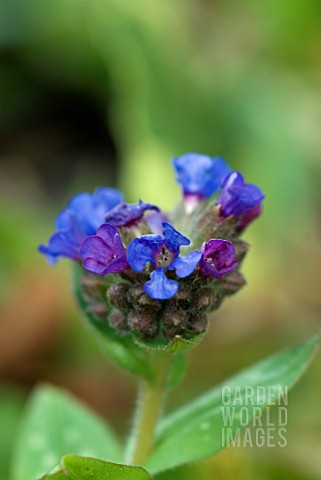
[1,0,321,479]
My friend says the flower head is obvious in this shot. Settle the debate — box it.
[198,239,238,278]
[217,172,265,220]
[39,152,263,343]
[80,224,129,275]
[173,153,231,200]
[127,222,202,300]
[39,188,123,264]
[104,200,160,228]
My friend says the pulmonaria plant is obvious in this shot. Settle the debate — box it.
[33,153,321,479]
[39,152,264,345]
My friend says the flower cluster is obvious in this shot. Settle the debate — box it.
[39,153,264,342]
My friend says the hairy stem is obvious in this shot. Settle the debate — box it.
[126,353,172,465]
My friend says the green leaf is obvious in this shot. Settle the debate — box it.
[145,330,321,474]
[73,264,152,380]
[43,455,152,480]
[0,385,25,479]
[41,472,67,480]
[11,385,123,480]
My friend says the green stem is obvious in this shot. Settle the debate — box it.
[127,353,172,466]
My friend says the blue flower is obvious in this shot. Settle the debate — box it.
[173,153,231,200]
[217,172,265,219]
[39,187,123,264]
[127,222,202,300]
[80,224,129,275]
[104,200,160,227]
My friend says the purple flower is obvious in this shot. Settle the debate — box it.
[104,200,160,227]
[173,153,231,202]
[39,187,123,264]
[80,224,129,275]
[217,172,265,220]
[198,239,238,278]
[127,222,202,300]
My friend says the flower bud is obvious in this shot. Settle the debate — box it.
[108,309,129,333]
[128,312,159,339]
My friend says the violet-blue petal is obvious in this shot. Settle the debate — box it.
[93,187,124,211]
[58,188,123,233]
[217,171,265,218]
[101,254,129,275]
[81,223,129,275]
[198,239,238,278]
[144,268,178,300]
[127,237,155,272]
[55,193,92,231]
[80,236,114,274]
[171,250,202,278]
[162,222,190,246]
[173,153,231,198]
[38,232,80,264]
[95,224,121,247]
[104,200,160,227]
[40,187,124,264]
[145,211,170,233]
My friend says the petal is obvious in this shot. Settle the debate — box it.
[38,231,80,264]
[145,211,170,233]
[80,236,114,274]
[144,269,178,300]
[104,200,160,227]
[199,239,238,278]
[82,257,106,274]
[56,195,96,237]
[171,250,202,278]
[93,187,124,211]
[127,238,154,272]
[202,239,235,269]
[96,223,120,245]
[173,153,231,198]
[95,223,127,258]
[218,171,265,218]
[221,171,244,189]
[102,254,129,275]
[162,222,190,246]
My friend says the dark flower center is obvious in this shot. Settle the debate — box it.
[155,245,173,268]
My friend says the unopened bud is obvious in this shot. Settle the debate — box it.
[107,283,130,311]
[128,312,159,339]
[108,308,129,333]
[126,285,162,311]
[217,271,246,295]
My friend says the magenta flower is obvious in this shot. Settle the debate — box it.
[198,239,238,278]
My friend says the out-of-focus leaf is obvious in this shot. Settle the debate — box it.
[42,455,152,480]
[145,330,321,474]
[11,385,122,480]
[0,385,25,479]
